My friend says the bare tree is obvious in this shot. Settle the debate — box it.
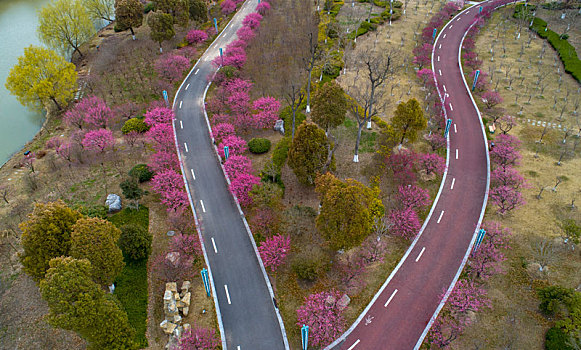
[283,83,305,139]
[304,31,320,113]
[530,237,560,273]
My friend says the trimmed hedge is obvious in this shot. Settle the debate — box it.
[121,117,150,135]
[272,137,291,170]
[129,164,153,183]
[248,138,271,154]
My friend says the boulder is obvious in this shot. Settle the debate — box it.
[182,292,191,306]
[160,319,168,329]
[176,300,185,308]
[165,252,181,267]
[181,281,191,292]
[163,290,173,301]
[105,194,122,212]
[182,306,189,316]
[173,314,182,324]
[183,323,191,333]
[337,294,351,310]
[163,322,177,335]
[166,282,178,293]
[325,295,337,308]
[274,119,285,135]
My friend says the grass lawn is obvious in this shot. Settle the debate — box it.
[109,206,150,348]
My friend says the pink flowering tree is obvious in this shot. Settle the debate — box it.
[258,235,290,272]
[151,169,189,211]
[481,90,503,109]
[225,78,253,94]
[296,290,346,348]
[463,51,482,70]
[412,43,433,68]
[256,1,271,14]
[222,53,247,70]
[426,133,446,151]
[359,234,389,264]
[395,184,430,210]
[417,68,435,88]
[64,96,112,129]
[56,143,74,162]
[144,107,174,126]
[145,123,175,152]
[468,221,510,280]
[82,129,115,153]
[417,153,446,175]
[490,134,521,169]
[489,185,525,215]
[242,13,262,29]
[229,172,260,206]
[249,207,280,238]
[252,96,281,129]
[186,29,208,44]
[211,123,236,143]
[385,150,417,184]
[170,233,202,260]
[388,208,421,239]
[469,70,489,92]
[498,115,517,134]
[46,136,63,149]
[155,55,191,83]
[224,155,253,180]
[236,25,255,42]
[490,166,527,190]
[178,327,220,350]
[221,0,236,15]
[63,106,86,129]
[149,151,179,173]
[218,135,248,159]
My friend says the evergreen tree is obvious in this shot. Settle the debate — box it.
[288,121,335,185]
[311,81,347,132]
[391,98,427,145]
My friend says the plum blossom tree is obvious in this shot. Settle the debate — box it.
[148,151,179,173]
[417,153,446,175]
[395,184,430,210]
[412,43,432,69]
[143,107,174,126]
[490,134,521,169]
[236,25,255,42]
[185,29,208,44]
[223,155,253,180]
[154,55,190,83]
[151,169,189,211]
[218,135,247,159]
[498,115,517,134]
[82,129,115,153]
[46,136,63,149]
[417,68,435,88]
[489,185,525,215]
[388,208,421,239]
[169,233,202,259]
[242,13,262,29]
[221,53,247,70]
[385,149,417,184]
[258,235,290,272]
[256,1,271,15]
[252,96,281,129]
[64,96,112,129]
[468,221,510,280]
[221,0,236,15]
[296,290,346,348]
[211,123,236,143]
[229,172,260,206]
[56,143,74,162]
[490,166,527,190]
[426,133,446,151]
[178,327,220,350]
[145,123,174,152]
[469,70,489,92]
[482,90,503,109]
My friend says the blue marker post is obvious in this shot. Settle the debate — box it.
[432,28,437,41]
[224,145,229,160]
[444,118,452,138]
[201,268,211,297]
[301,325,309,350]
[473,229,486,251]
[472,69,480,91]
[219,47,224,66]
[213,18,218,34]
[162,90,169,107]
[479,6,483,13]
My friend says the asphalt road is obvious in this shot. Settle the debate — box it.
[329,1,518,349]
[173,1,287,349]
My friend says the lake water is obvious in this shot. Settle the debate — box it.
[0,0,50,166]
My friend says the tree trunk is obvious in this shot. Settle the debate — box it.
[50,97,62,111]
[306,69,312,113]
[130,27,136,40]
[354,122,363,162]
[291,108,297,139]
[73,46,84,59]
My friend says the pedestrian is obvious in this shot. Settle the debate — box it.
[490,142,495,151]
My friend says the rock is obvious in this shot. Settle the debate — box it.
[181,281,191,292]
[174,292,180,301]
[165,252,181,267]
[182,292,191,306]
[164,290,173,301]
[160,319,168,329]
[325,295,337,308]
[163,322,177,335]
[274,119,285,135]
[166,282,177,293]
[167,230,175,237]
[105,194,122,212]
[176,300,185,308]
[182,307,189,316]
[167,300,178,315]
[183,323,191,333]
[337,294,351,310]
[173,314,182,324]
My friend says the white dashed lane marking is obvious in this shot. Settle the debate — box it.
[184,143,189,152]
[384,289,398,307]
[224,285,231,304]
[211,237,218,253]
[451,177,456,190]
[200,200,206,212]
[191,169,196,180]
[437,210,445,223]
[415,247,426,262]
[347,339,361,350]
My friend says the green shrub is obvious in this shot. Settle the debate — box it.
[118,224,152,261]
[113,25,123,32]
[129,164,153,183]
[248,138,271,154]
[291,246,329,281]
[272,137,291,170]
[393,1,403,8]
[280,106,307,137]
[371,116,388,129]
[122,118,150,135]
[545,326,573,350]
[74,204,108,219]
[143,2,155,13]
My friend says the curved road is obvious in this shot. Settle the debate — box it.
[172,1,287,349]
[329,1,517,349]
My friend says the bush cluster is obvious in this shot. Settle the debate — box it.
[279,106,306,137]
[121,117,150,135]
[248,138,271,154]
[129,164,154,183]
[291,246,329,281]
[118,224,152,261]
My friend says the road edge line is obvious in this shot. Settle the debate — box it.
[413,1,519,348]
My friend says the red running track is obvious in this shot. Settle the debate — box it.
[327,1,519,349]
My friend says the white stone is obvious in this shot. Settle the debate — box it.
[182,292,191,306]
[164,290,173,301]
[105,194,122,212]
[182,307,189,316]
[166,282,177,293]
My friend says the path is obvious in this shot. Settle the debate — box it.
[328,1,517,349]
[173,1,288,349]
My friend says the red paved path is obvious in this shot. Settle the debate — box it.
[329,1,518,349]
